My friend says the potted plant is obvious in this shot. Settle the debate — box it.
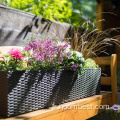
[0,37,101,117]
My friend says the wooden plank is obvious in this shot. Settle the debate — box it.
[92,56,111,65]
[101,77,111,85]
[1,91,111,120]
[39,97,112,120]
[111,54,118,105]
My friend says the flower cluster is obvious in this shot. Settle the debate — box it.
[63,50,84,71]
[0,48,25,71]
[8,48,24,59]
[0,37,85,71]
[24,39,71,70]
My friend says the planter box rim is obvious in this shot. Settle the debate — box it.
[0,68,101,72]
[83,68,101,69]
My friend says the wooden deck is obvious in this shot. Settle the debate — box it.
[0,91,112,120]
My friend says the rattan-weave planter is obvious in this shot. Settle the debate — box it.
[0,68,101,117]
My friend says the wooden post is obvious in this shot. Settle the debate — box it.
[111,54,118,105]
[96,0,104,31]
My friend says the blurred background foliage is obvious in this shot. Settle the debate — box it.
[69,0,97,26]
[0,0,97,27]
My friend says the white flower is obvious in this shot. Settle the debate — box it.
[70,51,83,57]
[57,41,66,46]
[75,51,83,57]
[65,45,71,53]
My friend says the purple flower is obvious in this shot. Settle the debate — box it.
[33,40,38,47]
[28,43,33,48]
[72,65,78,68]
[24,46,30,51]
[112,105,119,111]
[65,67,72,71]
[106,107,112,110]
[34,55,40,60]
[28,58,31,61]
[72,65,78,70]
[66,52,71,57]
[24,38,70,68]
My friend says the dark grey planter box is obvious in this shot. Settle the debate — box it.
[0,68,101,117]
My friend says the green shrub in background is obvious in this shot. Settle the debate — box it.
[69,0,97,24]
[1,0,97,27]
[5,0,72,22]
[0,0,5,4]
[83,58,99,68]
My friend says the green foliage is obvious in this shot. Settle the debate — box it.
[0,54,25,71]
[83,58,99,68]
[0,0,5,4]
[6,0,72,22]
[4,0,97,26]
[69,0,97,24]
[69,11,86,27]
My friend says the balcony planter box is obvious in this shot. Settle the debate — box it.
[0,68,101,117]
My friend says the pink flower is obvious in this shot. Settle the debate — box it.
[8,48,24,59]
[71,65,78,71]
